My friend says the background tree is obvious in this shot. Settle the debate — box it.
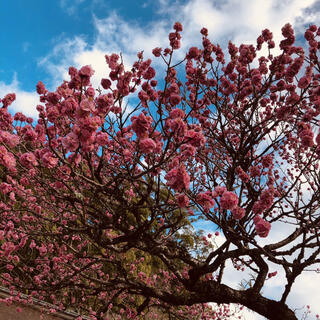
[0,22,319,320]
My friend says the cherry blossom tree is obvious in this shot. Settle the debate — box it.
[0,22,320,320]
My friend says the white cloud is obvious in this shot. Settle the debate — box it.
[173,0,318,44]
[37,36,88,88]
[59,0,86,15]
[36,12,171,90]
[22,42,30,53]
[36,0,320,92]
[0,75,39,118]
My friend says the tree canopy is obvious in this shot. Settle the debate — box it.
[0,22,320,320]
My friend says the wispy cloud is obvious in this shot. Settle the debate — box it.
[59,0,86,16]
[38,0,320,90]
[22,42,30,53]
[0,74,39,117]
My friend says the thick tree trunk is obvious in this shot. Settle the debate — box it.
[141,279,297,319]
[189,281,297,320]
[242,293,297,320]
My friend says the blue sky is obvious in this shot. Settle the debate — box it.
[1,1,320,319]
[0,0,163,91]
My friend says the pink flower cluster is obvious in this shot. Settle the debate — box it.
[131,113,152,138]
[176,194,189,208]
[232,207,245,220]
[298,122,314,147]
[68,65,94,89]
[252,188,275,214]
[41,152,58,168]
[213,186,227,197]
[0,182,12,194]
[261,154,273,168]
[280,23,295,51]
[253,215,271,237]
[165,165,190,192]
[19,153,38,169]
[1,93,16,108]
[62,132,79,152]
[0,146,16,171]
[0,131,19,148]
[139,138,157,154]
[197,191,215,211]
[184,129,206,147]
[168,22,183,50]
[236,166,250,183]
[220,191,238,210]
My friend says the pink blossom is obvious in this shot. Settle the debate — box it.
[170,94,181,106]
[1,152,16,170]
[0,131,19,148]
[176,194,189,208]
[170,108,185,119]
[166,118,187,136]
[139,138,156,154]
[252,201,264,215]
[46,92,60,104]
[213,186,227,197]
[197,191,215,211]
[236,166,250,183]
[220,191,238,210]
[253,215,271,237]
[122,149,133,161]
[165,165,190,192]
[80,98,95,113]
[299,129,314,147]
[62,132,79,152]
[101,78,111,89]
[21,125,37,142]
[36,81,47,95]
[9,192,15,201]
[0,182,12,194]
[2,93,16,107]
[42,152,58,168]
[14,112,27,122]
[79,65,94,78]
[86,87,95,97]
[316,132,320,145]
[131,113,152,138]
[105,54,119,70]
[232,207,245,220]
[281,23,294,38]
[173,22,183,32]
[252,74,262,86]
[143,67,156,80]
[152,47,162,57]
[261,154,273,168]
[200,27,208,36]
[185,129,205,147]
[187,47,200,59]
[298,76,310,89]
[96,94,113,113]
[181,144,196,157]
[38,245,47,256]
[268,271,277,278]
[249,165,261,177]
[96,132,109,146]
[19,152,38,169]
[252,188,275,214]
[260,189,274,208]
